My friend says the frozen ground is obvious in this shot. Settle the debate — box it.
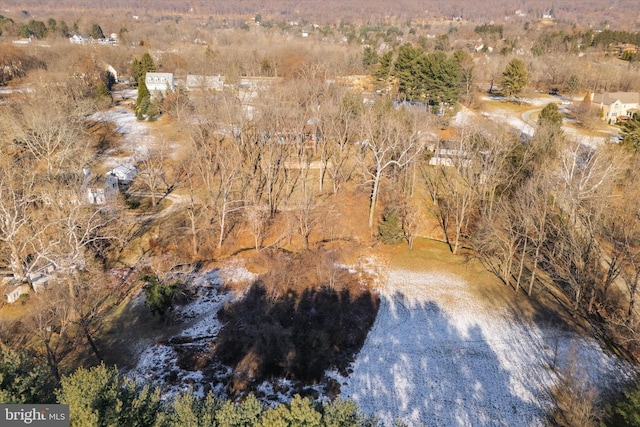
[335,269,632,427]
[91,106,154,170]
[128,263,257,399]
[472,96,617,147]
[127,260,633,426]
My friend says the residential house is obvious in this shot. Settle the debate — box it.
[591,92,640,122]
[12,38,32,45]
[69,34,90,44]
[145,72,175,95]
[3,263,56,303]
[110,164,137,184]
[4,284,30,304]
[186,74,224,91]
[82,168,119,205]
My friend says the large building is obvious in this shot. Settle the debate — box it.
[591,92,639,123]
[145,72,175,95]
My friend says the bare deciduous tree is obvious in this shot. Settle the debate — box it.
[359,100,422,228]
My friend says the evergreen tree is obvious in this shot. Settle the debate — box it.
[393,44,425,101]
[215,394,262,427]
[141,274,181,316]
[606,380,640,427]
[362,46,379,69]
[621,113,640,151]
[89,23,104,39]
[140,53,157,74]
[322,398,361,427]
[59,21,70,37]
[501,58,528,97]
[535,102,564,150]
[378,209,404,244]
[538,102,563,131]
[374,51,394,80]
[420,51,461,106]
[57,364,162,427]
[130,53,157,86]
[157,392,220,427]
[27,20,47,39]
[136,77,151,118]
[0,345,55,404]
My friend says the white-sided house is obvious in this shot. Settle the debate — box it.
[186,74,224,91]
[110,164,137,184]
[145,72,175,95]
[591,92,640,123]
[82,168,119,205]
[5,284,30,304]
[69,34,90,44]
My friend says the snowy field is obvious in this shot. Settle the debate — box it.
[127,261,633,426]
[336,269,632,427]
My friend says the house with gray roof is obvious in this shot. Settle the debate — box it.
[145,72,175,95]
[591,92,640,123]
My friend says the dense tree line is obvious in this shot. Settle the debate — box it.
[592,30,640,49]
[375,44,468,109]
[0,359,371,427]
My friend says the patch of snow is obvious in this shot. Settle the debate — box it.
[91,107,154,163]
[482,110,535,136]
[218,258,258,286]
[132,343,208,399]
[256,378,296,406]
[338,269,633,426]
[127,262,255,400]
[128,260,630,424]
[451,107,478,127]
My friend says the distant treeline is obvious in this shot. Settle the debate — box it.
[592,30,640,48]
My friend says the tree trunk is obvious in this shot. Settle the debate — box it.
[516,237,527,292]
[83,323,102,362]
[528,244,542,296]
[190,213,198,256]
[368,170,381,228]
[627,272,640,323]
[218,204,226,249]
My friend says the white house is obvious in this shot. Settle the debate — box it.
[12,38,32,45]
[69,34,90,44]
[186,74,224,91]
[591,92,640,123]
[82,168,119,205]
[145,72,175,95]
[4,284,30,304]
[110,164,137,183]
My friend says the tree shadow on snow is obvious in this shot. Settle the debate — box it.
[344,292,542,426]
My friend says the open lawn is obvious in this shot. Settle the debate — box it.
[337,240,633,426]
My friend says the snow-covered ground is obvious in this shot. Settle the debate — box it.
[128,263,257,399]
[127,260,632,426]
[336,269,632,427]
[91,106,154,170]
[471,95,618,148]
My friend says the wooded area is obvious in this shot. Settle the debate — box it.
[1,2,640,425]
